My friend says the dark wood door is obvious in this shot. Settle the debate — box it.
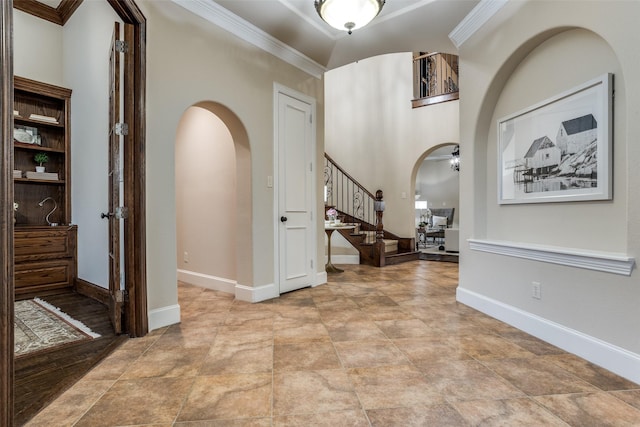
[107,22,123,334]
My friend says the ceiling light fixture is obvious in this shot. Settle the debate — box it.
[314,0,385,35]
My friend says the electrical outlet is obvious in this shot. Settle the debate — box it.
[532,281,541,299]
[184,251,189,263]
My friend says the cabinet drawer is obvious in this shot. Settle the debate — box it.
[14,226,77,262]
[14,258,75,296]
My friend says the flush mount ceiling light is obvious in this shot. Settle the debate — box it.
[314,0,385,34]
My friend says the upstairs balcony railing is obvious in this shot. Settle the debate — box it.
[412,52,459,108]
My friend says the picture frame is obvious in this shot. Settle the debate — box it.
[498,73,613,204]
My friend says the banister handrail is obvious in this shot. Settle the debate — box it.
[413,51,441,61]
[324,153,377,233]
[324,153,376,200]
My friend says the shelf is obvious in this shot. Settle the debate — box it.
[14,178,65,185]
[13,141,65,153]
[14,76,71,227]
[14,116,63,128]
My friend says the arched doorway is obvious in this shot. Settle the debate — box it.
[175,102,252,297]
[412,143,460,258]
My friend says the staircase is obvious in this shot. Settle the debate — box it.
[324,154,420,267]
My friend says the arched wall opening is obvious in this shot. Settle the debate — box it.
[175,102,252,293]
[458,1,640,382]
[472,28,626,252]
[412,143,460,229]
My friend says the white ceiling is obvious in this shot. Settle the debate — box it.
[33,0,484,73]
[207,0,480,70]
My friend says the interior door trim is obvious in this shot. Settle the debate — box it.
[1,1,15,424]
[1,1,147,424]
[107,0,148,338]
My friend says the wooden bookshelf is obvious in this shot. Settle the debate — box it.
[13,76,76,297]
[13,76,71,226]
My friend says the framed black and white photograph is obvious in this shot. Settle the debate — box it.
[498,73,613,204]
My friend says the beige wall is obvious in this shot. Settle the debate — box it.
[324,52,459,237]
[458,0,640,374]
[486,30,625,251]
[140,0,325,314]
[175,106,237,282]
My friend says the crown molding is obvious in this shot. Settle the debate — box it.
[449,0,508,49]
[13,0,83,26]
[468,239,635,276]
[172,0,326,79]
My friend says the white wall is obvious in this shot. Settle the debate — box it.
[458,1,640,382]
[324,52,459,237]
[13,10,63,86]
[13,4,119,289]
[63,2,122,288]
[175,106,237,289]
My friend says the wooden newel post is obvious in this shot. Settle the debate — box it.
[374,189,385,241]
[373,190,386,267]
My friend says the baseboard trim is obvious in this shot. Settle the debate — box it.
[74,278,109,306]
[235,283,279,303]
[457,287,640,384]
[148,304,181,331]
[324,254,359,265]
[177,269,236,294]
[315,271,328,287]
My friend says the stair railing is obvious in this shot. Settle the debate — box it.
[324,153,376,236]
[412,52,459,108]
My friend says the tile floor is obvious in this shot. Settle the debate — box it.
[26,261,640,426]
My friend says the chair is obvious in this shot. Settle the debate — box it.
[429,208,455,250]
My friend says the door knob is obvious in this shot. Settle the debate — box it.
[101,212,114,219]
[280,216,288,222]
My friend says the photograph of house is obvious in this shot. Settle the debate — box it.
[509,112,599,195]
[523,135,562,177]
[499,74,610,202]
[557,113,598,156]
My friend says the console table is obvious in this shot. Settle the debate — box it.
[325,223,355,273]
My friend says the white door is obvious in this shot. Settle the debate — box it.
[276,87,316,294]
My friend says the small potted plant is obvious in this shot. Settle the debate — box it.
[34,152,48,173]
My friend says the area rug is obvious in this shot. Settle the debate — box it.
[14,298,101,357]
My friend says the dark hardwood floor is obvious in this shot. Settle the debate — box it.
[14,292,126,426]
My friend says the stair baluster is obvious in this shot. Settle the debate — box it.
[324,154,418,267]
